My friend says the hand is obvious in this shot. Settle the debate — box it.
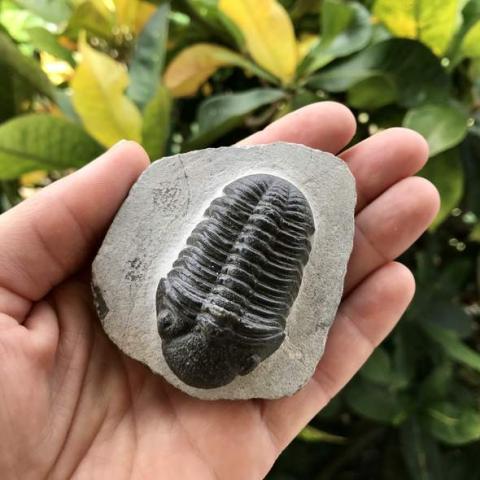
[0,102,439,480]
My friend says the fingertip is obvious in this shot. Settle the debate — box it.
[409,176,441,224]
[386,261,416,304]
[383,127,430,169]
[101,140,151,177]
[238,101,357,153]
[289,101,357,150]
[315,101,357,140]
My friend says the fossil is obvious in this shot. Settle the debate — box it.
[156,173,315,389]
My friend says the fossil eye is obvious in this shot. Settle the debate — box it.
[157,311,174,336]
[157,174,315,389]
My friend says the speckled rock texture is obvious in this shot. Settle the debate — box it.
[92,142,356,400]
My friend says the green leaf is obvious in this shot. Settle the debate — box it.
[0,66,16,123]
[0,30,55,99]
[400,418,445,480]
[184,88,285,150]
[422,323,480,372]
[403,103,468,157]
[27,27,75,66]
[0,3,45,43]
[0,114,103,179]
[308,39,449,108]
[419,363,453,405]
[419,148,464,230]
[300,0,372,75]
[461,131,480,217]
[347,75,397,110]
[421,300,473,338]
[424,402,480,446]
[127,3,170,109]
[141,85,171,159]
[297,425,347,444]
[360,347,392,385]
[344,377,410,425]
[13,0,72,23]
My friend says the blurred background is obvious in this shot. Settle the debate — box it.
[1,0,480,478]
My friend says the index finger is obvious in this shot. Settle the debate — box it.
[0,141,149,311]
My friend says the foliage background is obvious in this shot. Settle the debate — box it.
[1,0,480,478]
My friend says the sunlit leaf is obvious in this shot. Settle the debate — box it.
[13,0,72,23]
[141,85,171,159]
[128,3,169,109]
[424,402,480,445]
[297,426,347,444]
[72,35,142,147]
[164,43,274,97]
[300,0,372,75]
[309,39,449,108]
[419,149,464,230]
[373,0,463,55]
[461,20,480,57]
[0,113,103,179]
[403,102,468,157]
[0,4,45,43]
[40,52,74,86]
[184,88,285,150]
[219,0,297,83]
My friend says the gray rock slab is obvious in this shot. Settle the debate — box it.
[92,142,356,400]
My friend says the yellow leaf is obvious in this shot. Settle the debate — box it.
[164,43,259,97]
[461,21,480,58]
[72,35,142,147]
[297,33,319,63]
[114,0,139,29]
[219,0,297,83]
[20,170,48,186]
[134,1,156,34]
[40,52,74,86]
[373,0,462,55]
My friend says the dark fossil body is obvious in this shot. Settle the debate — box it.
[156,174,315,389]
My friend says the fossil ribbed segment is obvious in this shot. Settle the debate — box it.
[156,174,315,389]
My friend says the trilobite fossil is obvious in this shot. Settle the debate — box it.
[156,174,315,389]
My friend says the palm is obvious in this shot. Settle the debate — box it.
[0,103,439,480]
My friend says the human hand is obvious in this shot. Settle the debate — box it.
[0,102,439,479]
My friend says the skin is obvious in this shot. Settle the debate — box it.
[0,102,439,479]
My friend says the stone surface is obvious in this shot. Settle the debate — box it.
[92,142,356,400]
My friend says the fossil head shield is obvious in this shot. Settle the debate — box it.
[156,174,315,389]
